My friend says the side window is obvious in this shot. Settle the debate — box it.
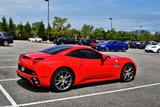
[67,49,102,59]
[115,41,122,44]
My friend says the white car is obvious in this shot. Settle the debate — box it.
[145,43,160,53]
[28,37,42,42]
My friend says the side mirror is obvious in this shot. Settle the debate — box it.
[101,55,107,62]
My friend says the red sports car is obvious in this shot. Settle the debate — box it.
[17,45,137,92]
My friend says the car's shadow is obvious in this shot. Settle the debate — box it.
[17,79,120,93]
[73,80,119,90]
[17,79,50,93]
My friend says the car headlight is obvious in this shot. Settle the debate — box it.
[101,45,106,47]
[151,46,157,48]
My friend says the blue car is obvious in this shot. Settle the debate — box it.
[96,40,128,52]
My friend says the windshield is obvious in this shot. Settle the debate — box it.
[104,40,114,44]
[40,45,72,54]
[151,42,159,45]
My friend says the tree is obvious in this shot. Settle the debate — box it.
[37,21,45,39]
[80,24,94,39]
[154,32,160,41]
[52,16,71,37]
[93,28,106,39]
[8,18,16,39]
[53,16,71,30]
[24,22,32,39]
[32,22,41,32]
[0,22,2,31]
[46,24,52,40]
[17,23,25,40]
[1,16,8,32]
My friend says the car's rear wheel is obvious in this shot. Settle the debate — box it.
[122,47,126,52]
[157,49,160,53]
[50,68,74,92]
[120,64,136,82]
[3,40,9,46]
[105,47,110,52]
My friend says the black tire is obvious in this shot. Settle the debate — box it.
[157,49,160,53]
[122,48,126,52]
[105,47,110,52]
[50,68,74,92]
[3,40,9,46]
[120,63,136,82]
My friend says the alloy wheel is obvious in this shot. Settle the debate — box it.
[54,70,72,91]
[121,64,135,82]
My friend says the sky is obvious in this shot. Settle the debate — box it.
[0,0,160,32]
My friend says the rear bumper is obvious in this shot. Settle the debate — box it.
[17,69,41,86]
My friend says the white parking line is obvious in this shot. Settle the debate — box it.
[0,84,18,107]
[0,66,17,69]
[0,78,19,82]
[18,82,160,107]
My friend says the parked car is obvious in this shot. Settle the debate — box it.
[128,41,139,49]
[28,36,42,42]
[54,37,78,45]
[139,41,157,49]
[17,45,137,92]
[96,40,128,52]
[0,31,13,46]
[78,39,91,46]
[145,42,160,53]
[90,39,105,49]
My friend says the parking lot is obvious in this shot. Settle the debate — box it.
[0,40,160,107]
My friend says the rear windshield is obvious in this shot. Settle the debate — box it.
[40,45,72,54]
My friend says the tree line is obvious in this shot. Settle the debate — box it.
[0,16,160,41]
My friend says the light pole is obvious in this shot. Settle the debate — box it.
[109,18,113,30]
[45,0,50,42]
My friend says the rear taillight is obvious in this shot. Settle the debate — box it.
[19,54,25,60]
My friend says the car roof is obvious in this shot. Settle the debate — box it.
[56,45,97,55]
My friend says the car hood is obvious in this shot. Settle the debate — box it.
[145,45,158,48]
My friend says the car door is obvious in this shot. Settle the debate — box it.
[112,40,122,50]
[110,41,117,50]
[67,49,113,80]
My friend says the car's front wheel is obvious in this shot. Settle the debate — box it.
[157,49,160,53]
[50,68,74,92]
[3,40,9,46]
[120,64,136,82]
[105,47,110,52]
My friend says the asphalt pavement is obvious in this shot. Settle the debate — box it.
[0,40,160,107]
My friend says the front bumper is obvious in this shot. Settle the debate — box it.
[145,48,157,53]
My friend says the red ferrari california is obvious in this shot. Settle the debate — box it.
[17,45,137,92]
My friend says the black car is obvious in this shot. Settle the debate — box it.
[54,37,77,45]
[79,39,91,46]
[0,31,13,46]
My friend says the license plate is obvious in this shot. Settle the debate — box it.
[21,66,25,71]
